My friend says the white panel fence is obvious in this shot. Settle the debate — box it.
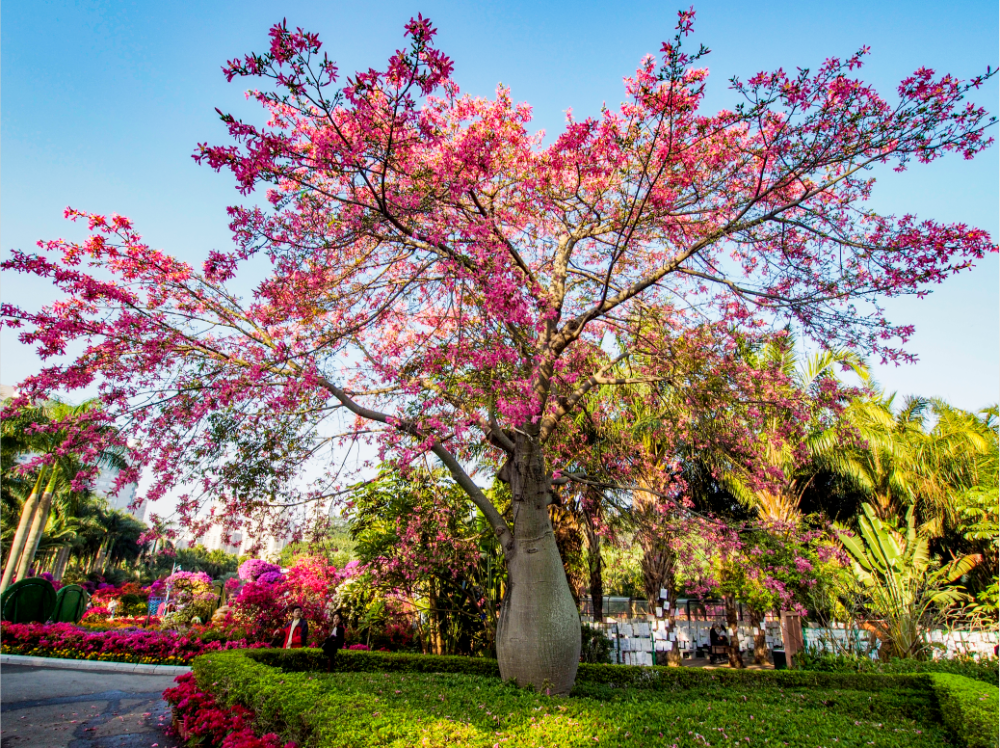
[587,618,998,665]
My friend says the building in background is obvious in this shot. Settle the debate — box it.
[176,506,292,560]
[92,462,144,519]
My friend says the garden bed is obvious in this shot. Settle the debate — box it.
[0,621,263,666]
[169,649,999,748]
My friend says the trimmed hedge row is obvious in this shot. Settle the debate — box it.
[181,648,996,748]
[797,650,1000,685]
[928,672,1000,748]
[250,647,935,692]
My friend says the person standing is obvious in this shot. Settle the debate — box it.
[275,605,309,649]
[322,612,347,671]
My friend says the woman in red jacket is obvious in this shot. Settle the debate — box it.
[274,605,309,648]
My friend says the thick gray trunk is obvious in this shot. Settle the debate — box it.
[495,434,581,695]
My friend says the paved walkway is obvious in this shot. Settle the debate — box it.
[1,663,180,748]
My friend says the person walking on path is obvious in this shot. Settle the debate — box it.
[322,612,346,671]
[274,605,309,649]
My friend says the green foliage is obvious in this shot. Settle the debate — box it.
[926,672,1000,748]
[580,623,613,663]
[841,503,980,658]
[347,468,506,656]
[796,648,999,685]
[189,649,967,747]
[279,520,356,568]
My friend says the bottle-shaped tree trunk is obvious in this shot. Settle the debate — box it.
[495,433,581,695]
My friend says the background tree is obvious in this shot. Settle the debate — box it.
[2,12,995,690]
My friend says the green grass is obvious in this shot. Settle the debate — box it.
[188,649,997,748]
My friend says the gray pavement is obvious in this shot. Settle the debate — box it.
[1,664,181,748]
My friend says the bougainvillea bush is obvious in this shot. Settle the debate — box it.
[165,672,294,748]
[227,556,355,644]
[0,622,263,666]
[90,581,152,617]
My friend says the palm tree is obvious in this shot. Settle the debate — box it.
[0,398,128,592]
[704,335,870,525]
[823,396,996,537]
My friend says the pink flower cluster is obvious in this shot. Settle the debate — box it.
[0,622,264,664]
[164,672,295,748]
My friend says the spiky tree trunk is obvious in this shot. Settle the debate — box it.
[495,433,581,695]
[724,595,745,669]
[0,470,47,593]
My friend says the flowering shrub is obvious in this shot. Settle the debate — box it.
[230,556,357,644]
[38,572,63,591]
[161,570,218,625]
[238,559,280,582]
[81,606,111,622]
[165,672,295,748]
[0,622,263,665]
[79,616,161,630]
[91,582,152,617]
[256,570,285,585]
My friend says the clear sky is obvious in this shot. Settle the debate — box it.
[3,0,998,416]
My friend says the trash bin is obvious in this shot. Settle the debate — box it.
[772,649,787,669]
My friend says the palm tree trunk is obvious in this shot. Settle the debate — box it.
[0,470,47,593]
[15,466,60,580]
[53,546,71,581]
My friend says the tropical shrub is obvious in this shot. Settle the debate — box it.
[229,556,354,644]
[580,623,612,663]
[840,503,980,658]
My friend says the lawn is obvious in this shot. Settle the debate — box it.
[170,650,998,748]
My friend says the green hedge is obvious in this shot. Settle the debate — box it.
[927,672,1000,748]
[184,648,996,747]
[251,647,931,692]
[797,649,999,685]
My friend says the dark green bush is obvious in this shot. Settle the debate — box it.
[579,623,612,663]
[186,648,991,747]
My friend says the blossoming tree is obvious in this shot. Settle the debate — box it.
[2,10,996,691]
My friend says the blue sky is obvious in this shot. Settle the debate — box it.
[3,0,998,412]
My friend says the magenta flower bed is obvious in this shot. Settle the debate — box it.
[1,622,266,665]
